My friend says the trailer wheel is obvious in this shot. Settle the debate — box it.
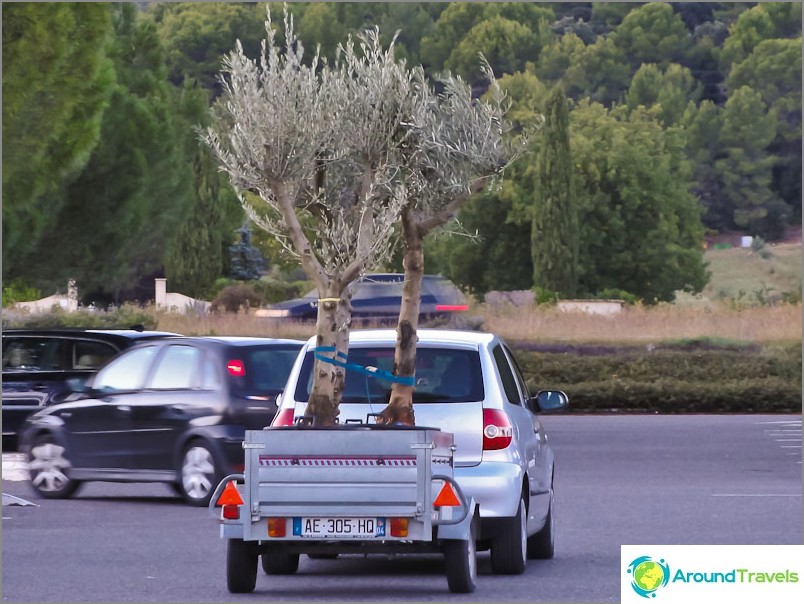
[227,539,258,593]
[261,547,300,575]
[443,518,477,593]
[490,496,527,574]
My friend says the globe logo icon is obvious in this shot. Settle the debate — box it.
[627,556,670,598]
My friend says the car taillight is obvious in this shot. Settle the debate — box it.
[435,304,468,311]
[271,408,295,427]
[227,359,245,377]
[483,409,513,450]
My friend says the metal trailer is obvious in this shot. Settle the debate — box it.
[209,424,478,594]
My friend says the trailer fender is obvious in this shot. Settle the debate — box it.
[436,497,477,541]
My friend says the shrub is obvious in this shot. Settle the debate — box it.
[2,304,157,329]
[2,280,41,307]
[210,284,262,313]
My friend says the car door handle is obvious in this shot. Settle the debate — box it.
[32,384,49,391]
[117,405,131,413]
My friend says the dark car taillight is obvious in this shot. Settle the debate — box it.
[226,359,245,377]
[271,408,295,427]
[483,409,513,450]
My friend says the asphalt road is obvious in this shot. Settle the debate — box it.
[2,415,801,603]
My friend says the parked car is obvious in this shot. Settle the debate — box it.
[18,336,304,506]
[259,273,468,324]
[2,327,179,450]
[272,329,568,573]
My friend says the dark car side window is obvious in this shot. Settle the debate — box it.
[94,346,159,391]
[72,341,117,369]
[492,344,521,405]
[149,345,200,390]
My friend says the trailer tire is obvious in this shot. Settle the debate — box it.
[490,496,527,575]
[261,548,300,575]
[444,518,477,593]
[227,539,258,593]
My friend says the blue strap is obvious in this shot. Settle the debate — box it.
[313,346,416,387]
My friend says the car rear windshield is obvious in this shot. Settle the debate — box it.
[293,347,484,404]
[229,345,302,397]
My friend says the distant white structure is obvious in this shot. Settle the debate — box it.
[154,278,210,314]
[557,299,624,316]
[14,279,79,313]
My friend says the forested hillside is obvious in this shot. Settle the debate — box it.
[3,2,800,306]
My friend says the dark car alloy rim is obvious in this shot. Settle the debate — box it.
[181,445,216,500]
[28,442,72,492]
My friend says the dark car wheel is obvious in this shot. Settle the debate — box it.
[178,440,221,507]
[490,496,527,575]
[527,488,555,559]
[27,435,82,499]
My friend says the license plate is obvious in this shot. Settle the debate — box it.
[292,517,386,539]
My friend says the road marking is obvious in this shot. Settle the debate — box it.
[712,493,802,497]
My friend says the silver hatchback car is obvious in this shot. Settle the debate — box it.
[272,329,568,574]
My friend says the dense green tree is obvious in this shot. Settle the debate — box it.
[2,2,115,279]
[720,2,801,68]
[446,16,538,84]
[610,2,690,68]
[563,36,630,105]
[420,2,487,71]
[537,32,587,83]
[715,86,787,239]
[570,101,707,303]
[29,4,196,301]
[626,63,701,126]
[727,37,802,226]
[532,87,578,296]
[680,99,730,231]
[164,81,243,298]
[148,2,264,95]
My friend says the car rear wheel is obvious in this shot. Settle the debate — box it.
[527,488,555,559]
[227,539,258,593]
[27,435,81,499]
[179,441,220,507]
[261,548,300,574]
[490,496,527,574]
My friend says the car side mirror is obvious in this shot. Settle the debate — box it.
[531,389,569,413]
[66,377,90,394]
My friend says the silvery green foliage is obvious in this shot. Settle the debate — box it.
[205,8,416,282]
[404,61,538,233]
[204,6,531,282]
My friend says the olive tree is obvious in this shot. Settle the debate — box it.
[379,65,531,425]
[206,8,526,426]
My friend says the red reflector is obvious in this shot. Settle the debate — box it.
[435,304,468,312]
[227,359,245,377]
[433,482,461,507]
[271,408,295,427]
[268,517,286,537]
[216,480,244,506]
[222,504,240,520]
[483,409,513,450]
[390,518,409,537]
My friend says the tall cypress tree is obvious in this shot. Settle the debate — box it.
[532,87,578,297]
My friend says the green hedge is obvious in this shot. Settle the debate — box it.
[511,343,802,413]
